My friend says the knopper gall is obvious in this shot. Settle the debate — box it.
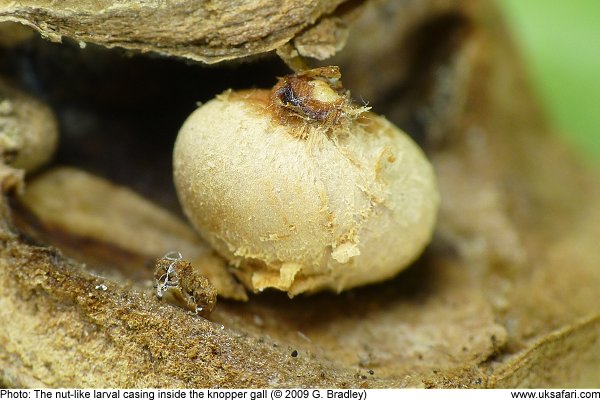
[173,67,439,296]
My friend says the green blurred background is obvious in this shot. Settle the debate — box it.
[499,0,600,164]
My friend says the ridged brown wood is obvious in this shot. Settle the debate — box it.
[1,0,599,388]
[0,0,348,63]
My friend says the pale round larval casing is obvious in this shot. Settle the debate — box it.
[174,90,439,296]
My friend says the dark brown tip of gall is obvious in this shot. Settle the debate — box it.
[270,66,348,125]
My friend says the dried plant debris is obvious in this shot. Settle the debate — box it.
[0,0,350,64]
[154,251,217,317]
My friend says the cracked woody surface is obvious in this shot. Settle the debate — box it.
[0,0,599,388]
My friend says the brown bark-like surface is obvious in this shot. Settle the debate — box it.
[0,0,351,63]
[1,0,599,388]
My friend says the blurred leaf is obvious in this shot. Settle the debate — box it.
[500,0,600,163]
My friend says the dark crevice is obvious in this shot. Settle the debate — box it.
[1,37,289,212]
[373,12,474,149]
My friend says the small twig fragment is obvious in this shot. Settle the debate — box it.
[154,252,217,317]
